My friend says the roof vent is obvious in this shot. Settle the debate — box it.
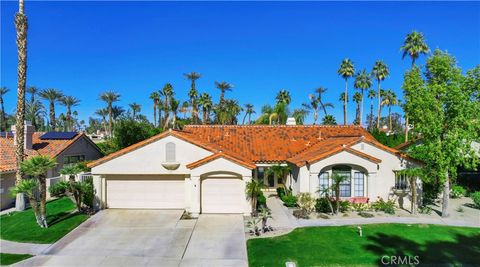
[286,117,296,125]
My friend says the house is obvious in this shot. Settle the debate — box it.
[88,125,421,215]
[0,122,103,210]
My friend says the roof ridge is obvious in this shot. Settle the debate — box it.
[183,124,364,128]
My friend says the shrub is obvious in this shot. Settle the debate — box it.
[338,200,351,213]
[358,211,374,218]
[471,191,480,209]
[297,193,316,214]
[450,185,466,199]
[352,203,370,212]
[281,195,297,207]
[48,181,68,197]
[418,205,432,215]
[81,177,95,210]
[257,191,266,209]
[371,197,396,214]
[292,209,309,219]
[276,187,286,198]
[315,198,332,213]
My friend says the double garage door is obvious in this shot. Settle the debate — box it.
[106,176,245,213]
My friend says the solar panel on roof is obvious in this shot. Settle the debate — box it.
[40,132,78,140]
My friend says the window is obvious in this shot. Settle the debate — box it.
[354,172,364,197]
[395,172,408,190]
[63,155,85,166]
[318,172,329,196]
[256,167,265,184]
[165,142,176,162]
[333,165,351,197]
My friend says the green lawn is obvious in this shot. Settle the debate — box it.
[0,253,33,265]
[247,224,480,267]
[0,197,88,244]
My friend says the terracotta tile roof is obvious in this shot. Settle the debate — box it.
[186,152,256,170]
[0,132,86,173]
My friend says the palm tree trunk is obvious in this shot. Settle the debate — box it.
[314,111,318,125]
[369,102,374,130]
[163,98,170,129]
[388,106,392,131]
[376,81,381,129]
[441,171,450,218]
[242,113,247,125]
[39,177,48,228]
[14,0,28,211]
[153,102,157,127]
[66,107,71,131]
[335,187,340,214]
[49,101,55,131]
[158,106,162,128]
[0,97,5,132]
[344,79,347,125]
[28,196,42,226]
[360,90,364,126]
[410,176,417,215]
[108,104,113,136]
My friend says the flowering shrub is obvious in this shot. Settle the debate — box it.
[371,197,396,214]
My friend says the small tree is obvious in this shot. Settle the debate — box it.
[20,155,57,228]
[331,173,348,214]
[10,179,41,226]
[245,179,264,216]
[396,168,422,215]
[265,164,291,187]
[316,186,335,216]
[60,165,82,211]
[258,207,272,233]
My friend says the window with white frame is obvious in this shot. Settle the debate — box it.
[395,172,408,190]
[354,172,364,197]
[165,142,176,162]
[318,172,329,196]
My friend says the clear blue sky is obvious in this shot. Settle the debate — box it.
[1,1,479,125]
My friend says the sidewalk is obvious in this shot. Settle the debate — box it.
[0,239,50,255]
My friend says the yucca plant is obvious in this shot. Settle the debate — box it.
[10,179,41,225]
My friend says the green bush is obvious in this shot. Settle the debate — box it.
[371,197,396,214]
[48,181,69,197]
[315,198,331,213]
[338,200,351,213]
[471,191,480,209]
[450,185,467,199]
[257,190,266,209]
[281,195,297,207]
[276,187,286,198]
[81,177,95,209]
[352,203,370,212]
[418,205,432,215]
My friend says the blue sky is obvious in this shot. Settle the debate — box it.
[1,1,479,125]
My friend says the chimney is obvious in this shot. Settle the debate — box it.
[286,117,296,125]
[11,121,35,150]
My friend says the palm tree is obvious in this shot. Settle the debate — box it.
[353,69,372,126]
[242,104,255,124]
[26,100,45,130]
[339,92,348,124]
[111,105,125,121]
[26,86,38,103]
[367,89,376,130]
[198,93,213,124]
[215,81,233,104]
[95,108,108,133]
[180,101,190,119]
[353,92,362,125]
[161,84,174,129]
[322,115,337,125]
[331,173,348,214]
[14,0,29,211]
[0,87,8,131]
[372,60,390,129]
[220,99,241,125]
[185,72,201,123]
[315,87,334,117]
[302,94,319,125]
[60,96,80,131]
[40,88,63,131]
[245,179,264,215]
[170,98,180,129]
[401,30,430,141]
[276,90,291,105]
[99,91,120,136]
[383,89,398,131]
[20,155,57,228]
[10,179,41,225]
[149,91,160,127]
[129,102,141,119]
[265,165,291,186]
[292,108,309,125]
[337,58,355,125]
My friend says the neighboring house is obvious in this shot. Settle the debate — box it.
[88,125,421,216]
[0,122,103,210]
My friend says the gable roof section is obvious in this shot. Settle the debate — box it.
[1,132,94,173]
[186,152,256,170]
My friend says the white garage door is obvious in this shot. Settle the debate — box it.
[107,177,185,209]
[201,177,245,213]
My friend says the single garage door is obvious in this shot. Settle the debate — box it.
[201,177,245,213]
[107,177,185,209]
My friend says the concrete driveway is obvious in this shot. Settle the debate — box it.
[16,210,247,267]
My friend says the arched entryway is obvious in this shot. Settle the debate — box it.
[200,172,245,214]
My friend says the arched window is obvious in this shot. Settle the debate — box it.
[165,142,176,162]
[318,172,329,196]
[332,165,352,197]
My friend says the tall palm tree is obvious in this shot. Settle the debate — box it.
[383,89,398,131]
[337,58,355,125]
[353,69,372,126]
[14,0,29,211]
[215,81,233,104]
[129,102,141,119]
[401,30,430,142]
[161,84,174,129]
[26,86,39,128]
[353,92,362,125]
[94,108,108,133]
[367,89,376,130]
[242,104,255,125]
[180,101,190,119]
[149,91,160,127]
[292,108,309,125]
[198,93,212,124]
[111,105,125,121]
[39,88,63,131]
[276,90,291,105]
[60,96,80,131]
[99,91,120,136]
[185,72,201,123]
[302,94,319,125]
[170,98,180,129]
[25,100,45,130]
[315,87,334,117]
[0,87,8,131]
[224,99,242,125]
[339,92,348,124]
[322,115,337,125]
[372,60,390,129]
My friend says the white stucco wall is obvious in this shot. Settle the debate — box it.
[91,135,213,175]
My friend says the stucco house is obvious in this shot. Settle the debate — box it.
[0,122,103,210]
[88,125,421,215]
